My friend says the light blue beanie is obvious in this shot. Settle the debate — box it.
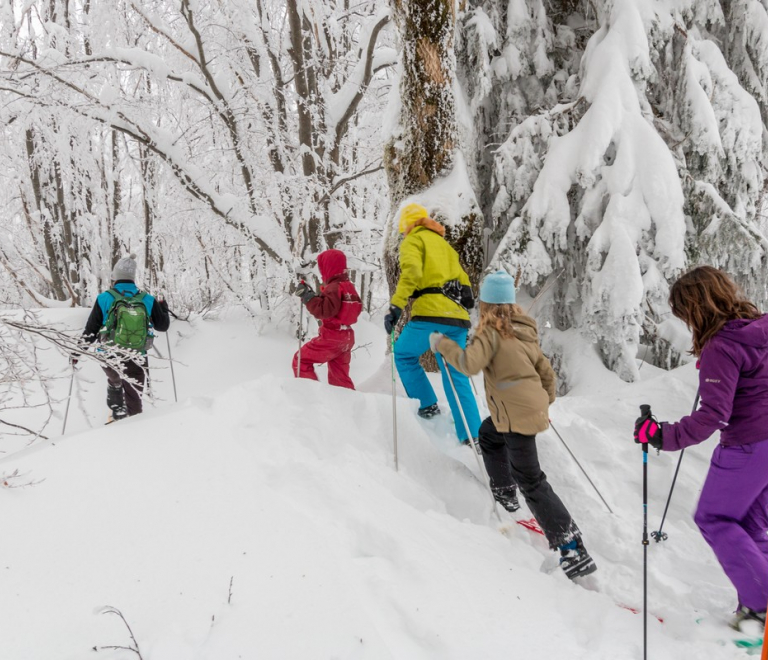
[479,270,516,304]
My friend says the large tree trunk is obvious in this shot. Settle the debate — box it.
[385,0,483,288]
[24,128,68,301]
[384,0,483,370]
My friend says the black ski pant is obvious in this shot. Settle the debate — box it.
[479,417,579,549]
[103,357,147,416]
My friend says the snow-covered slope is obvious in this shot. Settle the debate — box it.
[0,313,756,659]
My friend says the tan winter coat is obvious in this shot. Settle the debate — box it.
[437,314,556,436]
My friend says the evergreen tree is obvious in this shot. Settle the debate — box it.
[459,0,768,385]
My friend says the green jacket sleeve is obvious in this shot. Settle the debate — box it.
[438,329,496,376]
[391,235,423,309]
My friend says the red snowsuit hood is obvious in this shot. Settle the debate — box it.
[317,249,347,283]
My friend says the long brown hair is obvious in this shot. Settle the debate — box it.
[476,302,525,340]
[668,266,761,356]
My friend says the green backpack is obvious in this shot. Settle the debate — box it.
[100,289,151,352]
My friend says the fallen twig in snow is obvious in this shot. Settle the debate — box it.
[93,606,145,659]
[1,469,45,489]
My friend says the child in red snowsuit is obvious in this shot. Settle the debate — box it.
[292,249,362,389]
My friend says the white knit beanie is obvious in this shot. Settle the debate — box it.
[112,253,138,282]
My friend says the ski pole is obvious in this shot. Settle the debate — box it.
[296,300,304,378]
[439,355,501,523]
[549,419,613,514]
[652,389,700,542]
[469,376,490,417]
[61,367,75,435]
[391,330,398,472]
[166,331,178,403]
[145,366,154,406]
[638,403,654,660]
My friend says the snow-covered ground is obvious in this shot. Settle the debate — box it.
[0,310,760,659]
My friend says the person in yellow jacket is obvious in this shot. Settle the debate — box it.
[431,270,597,580]
[384,203,482,446]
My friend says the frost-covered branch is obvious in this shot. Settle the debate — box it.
[330,10,391,146]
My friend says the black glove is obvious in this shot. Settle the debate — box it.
[295,281,316,304]
[634,407,663,451]
[460,285,475,310]
[158,299,169,313]
[384,306,402,334]
[69,353,80,367]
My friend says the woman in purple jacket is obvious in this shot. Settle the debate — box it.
[636,266,768,630]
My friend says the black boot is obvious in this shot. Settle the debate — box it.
[107,384,128,421]
[493,486,520,512]
[559,536,597,580]
[417,403,440,419]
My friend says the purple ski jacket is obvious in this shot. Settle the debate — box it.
[662,315,768,451]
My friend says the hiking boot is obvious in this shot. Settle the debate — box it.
[559,537,597,580]
[418,403,440,419]
[107,385,128,420]
[730,605,767,632]
[493,486,520,513]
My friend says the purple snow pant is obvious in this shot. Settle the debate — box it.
[694,440,768,611]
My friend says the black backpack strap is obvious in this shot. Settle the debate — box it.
[411,280,465,309]
[411,287,444,300]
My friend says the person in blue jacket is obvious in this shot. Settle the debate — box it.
[73,254,169,420]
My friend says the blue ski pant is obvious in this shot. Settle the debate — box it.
[394,320,481,441]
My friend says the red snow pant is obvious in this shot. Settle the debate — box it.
[292,327,355,390]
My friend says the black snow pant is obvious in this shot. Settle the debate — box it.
[479,417,579,549]
[103,357,147,417]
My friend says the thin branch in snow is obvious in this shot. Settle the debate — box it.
[1,469,45,489]
[94,606,145,660]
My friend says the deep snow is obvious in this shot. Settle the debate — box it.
[0,310,761,659]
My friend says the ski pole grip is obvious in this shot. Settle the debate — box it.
[640,404,651,418]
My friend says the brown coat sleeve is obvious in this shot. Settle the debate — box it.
[305,282,342,320]
[534,350,557,404]
[437,329,496,376]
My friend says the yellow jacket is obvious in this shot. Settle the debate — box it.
[391,218,471,325]
[438,315,556,435]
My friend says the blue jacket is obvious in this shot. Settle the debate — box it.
[82,281,170,346]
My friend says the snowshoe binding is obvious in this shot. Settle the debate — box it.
[730,605,766,632]
[418,403,440,419]
[559,537,597,580]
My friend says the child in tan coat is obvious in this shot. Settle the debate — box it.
[432,271,597,580]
